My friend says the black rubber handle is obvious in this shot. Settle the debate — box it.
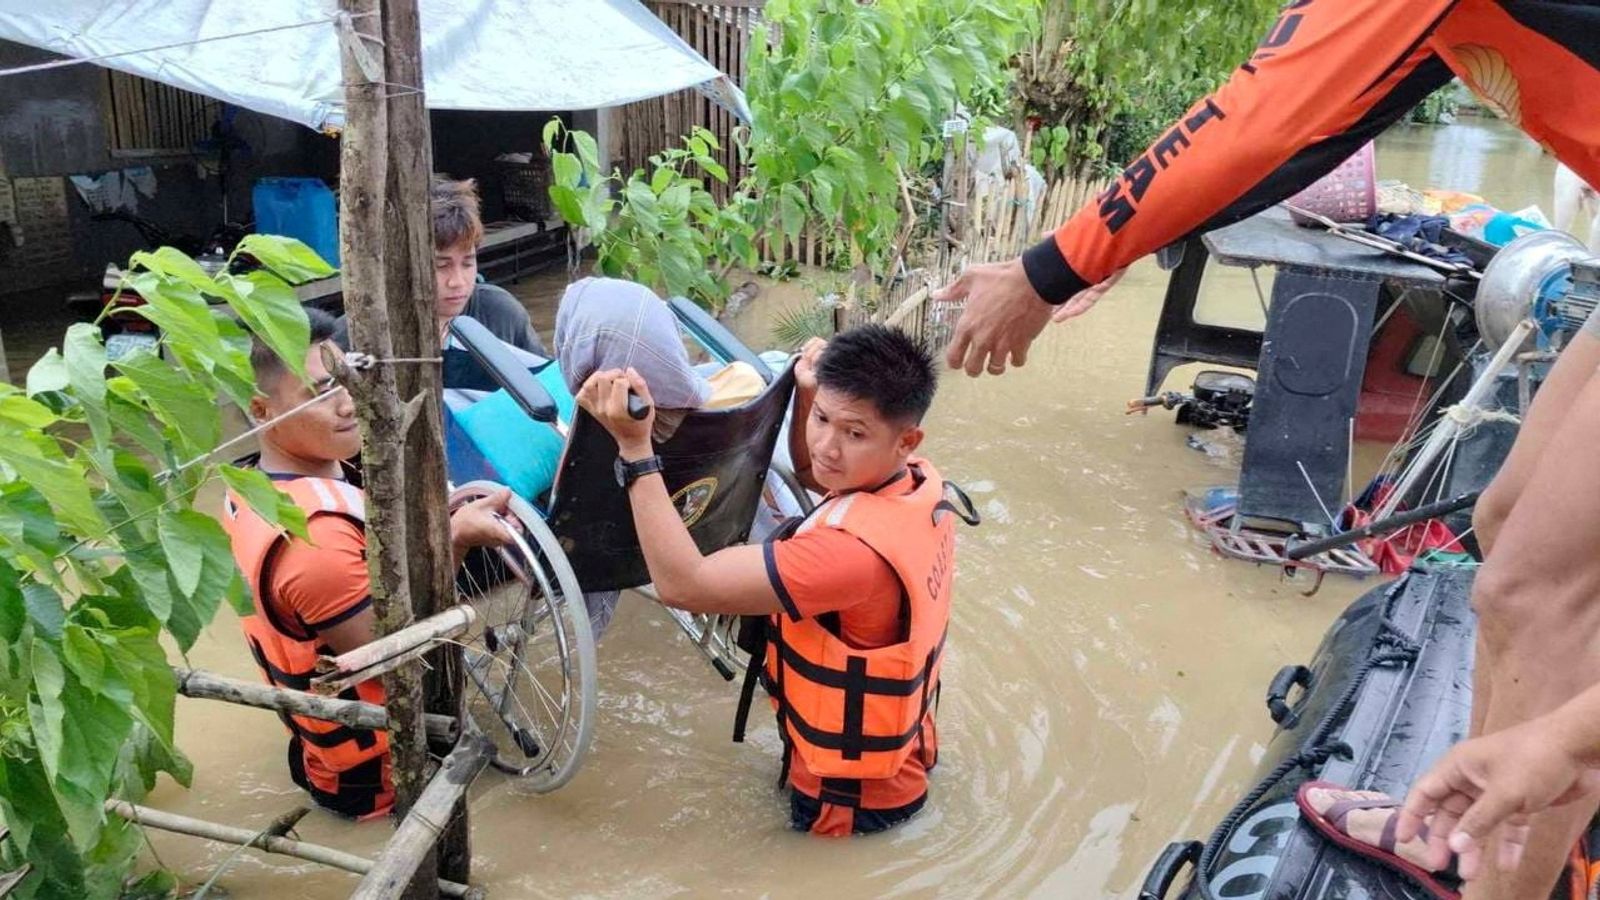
[1266,664,1313,725]
[711,658,735,681]
[626,391,651,421]
[1285,491,1479,561]
[1139,841,1202,900]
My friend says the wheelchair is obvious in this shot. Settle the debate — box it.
[440,297,814,792]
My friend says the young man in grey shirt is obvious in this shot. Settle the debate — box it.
[334,176,547,357]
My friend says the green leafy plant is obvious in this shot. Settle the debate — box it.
[545,120,758,309]
[0,235,325,898]
[1410,81,1461,125]
[545,0,1034,307]
[744,0,1035,271]
[1016,0,1282,172]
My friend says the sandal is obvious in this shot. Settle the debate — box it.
[1296,781,1462,900]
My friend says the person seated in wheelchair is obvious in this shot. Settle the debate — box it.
[450,276,797,636]
[222,307,517,820]
[553,276,769,431]
[576,324,975,837]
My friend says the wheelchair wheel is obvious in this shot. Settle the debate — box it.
[668,464,816,680]
[449,481,597,791]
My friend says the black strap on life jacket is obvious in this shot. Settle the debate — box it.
[248,637,378,751]
[768,629,947,760]
[933,480,982,527]
[732,615,769,744]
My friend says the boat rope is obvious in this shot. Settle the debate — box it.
[1192,574,1424,898]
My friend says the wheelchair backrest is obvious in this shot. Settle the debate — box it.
[545,363,797,593]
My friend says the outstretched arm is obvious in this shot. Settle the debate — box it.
[944,0,1456,376]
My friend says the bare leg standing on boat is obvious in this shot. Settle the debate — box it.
[1461,368,1600,898]
[1466,328,1600,742]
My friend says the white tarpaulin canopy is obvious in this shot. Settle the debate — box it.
[0,0,748,130]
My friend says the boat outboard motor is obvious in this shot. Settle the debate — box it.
[1128,370,1255,431]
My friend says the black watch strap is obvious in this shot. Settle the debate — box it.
[616,454,663,488]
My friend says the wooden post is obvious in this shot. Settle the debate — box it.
[334,2,435,897]
[377,0,473,886]
[350,735,494,900]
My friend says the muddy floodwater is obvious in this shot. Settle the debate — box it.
[74,117,1550,898]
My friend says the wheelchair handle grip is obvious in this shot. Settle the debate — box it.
[626,391,651,421]
[1266,664,1312,725]
[1139,841,1202,899]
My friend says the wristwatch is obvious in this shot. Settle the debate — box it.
[615,454,664,488]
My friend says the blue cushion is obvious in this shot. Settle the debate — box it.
[453,389,565,501]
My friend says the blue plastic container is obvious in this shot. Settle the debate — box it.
[252,177,340,268]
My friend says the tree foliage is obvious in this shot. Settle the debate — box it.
[546,0,1035,306]
[1015,0,1282,171]
[0,237,324,898]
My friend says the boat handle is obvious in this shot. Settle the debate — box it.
[1139,841,1202,899]
[1267,664,1313,725]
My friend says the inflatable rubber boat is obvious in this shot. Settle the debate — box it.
[1140,565,1476,899]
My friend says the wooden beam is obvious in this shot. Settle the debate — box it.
[105,802,482,900]
[172,668,457,743]
[349,735,494,900]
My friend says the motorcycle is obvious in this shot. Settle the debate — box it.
[72,212,252,361]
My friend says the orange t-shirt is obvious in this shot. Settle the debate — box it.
[268,513,372,635]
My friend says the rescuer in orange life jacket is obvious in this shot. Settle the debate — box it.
[222,306,516,819]
[575,324,979,837]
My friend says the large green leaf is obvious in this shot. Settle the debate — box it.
[0,438,104,538]
[225,568,254,617]
[236,233,337,284]
[225,270,311,384]
[162,511,233,652]
[119,544,174,630]
[778,183,808,241]
[572,130,602,173]
[29,639,131,850]
[102,384,169,462]
[156,509,206,600]
[128,247,215,295]
[0,391,58,430]
[0,482,67,577]
[112,352,220,459]
[63,324,109,446]
[0,558,22,646]
[219,465,309,540]
[98,625,176,753]
[26,348,69,396]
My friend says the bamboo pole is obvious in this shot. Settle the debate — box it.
[105,802,482,900]
[350,735,495,900]
[0,865,28,899]
[883,287,931,330]
[315,606,476,678]
[312,647,436,698]
[173,668,457,742]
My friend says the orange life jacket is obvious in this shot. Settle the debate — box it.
[221,472,393,819]
[735,459,977,813]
